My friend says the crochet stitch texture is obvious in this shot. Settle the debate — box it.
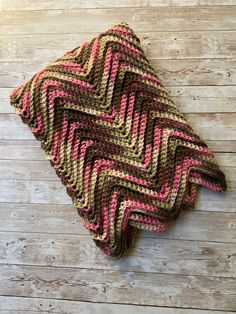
[10,22,227,257]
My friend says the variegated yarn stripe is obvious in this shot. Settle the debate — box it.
[10,23,227,257]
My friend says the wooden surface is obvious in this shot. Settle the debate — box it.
[0,1,236,313]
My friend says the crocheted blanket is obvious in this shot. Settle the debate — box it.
[9,22,227,258]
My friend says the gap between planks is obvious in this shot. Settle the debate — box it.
[1,113,235,141]
[0,6,236,36]
[0,31,235,61]
[0,296,234,314]
[0,264,235,311]
[0,203,235,240]
[1,59,235,87]
[0,230,235,278]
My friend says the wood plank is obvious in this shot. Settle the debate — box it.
[0,114,35,140]
[0,88,11,98]
[150,58,236,86]
[186,113,236,140]
[0,162,233,202]
[0,99,14,114]
[1,58,235,88]
[4,85,236,113]
[0,141,234,165]
[0,231,235,277]
[1,112,235,141]
[0,203,82,234]
[0,161,233,211]
[1,296,233,314]
[0,7,235,35]
[0,140,45,160]
[0,160,60,180]
[0,61,48,88]
[0,0,235,11]
[0,265,235,311]
[0,159,234,180]
[2,86,236,114]
[206,140,236,153]
[0,31,235,62]
[214,153,236,167]
[0,202,235,241]
[0,180,72,204]
[149,209,236,242]
[167,86,236,113]
[0,178,232,212]
[0,138,235,154]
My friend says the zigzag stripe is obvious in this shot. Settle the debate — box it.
[10,22,227,257]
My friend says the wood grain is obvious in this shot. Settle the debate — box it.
[1,296,234,314]
[1,113,235,140]
[1,265,236,311]
[0,231,235,277]
[2,86,236,113]
[0,141,235,164]
[0,202,235,240]
[1,58,235,87]
[0,31,235,61]
[0,175,234,209]
[0,7,235,35]
[0,0,235,11]
[0,160,234,182]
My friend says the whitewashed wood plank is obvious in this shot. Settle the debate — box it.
[0,202,235,241]
[0,7,235,35]
[149,209,236,242]
[0,0,235,11]
[0,160,59,180]
[0,311,51,314]
[0,31,235,62]
[0,164,233,211]
[0,180,72,204]
[0,61,48,88]
[0,231,235,277]
[2,87,236,115]
[3,86,236,99]
[0,140,44,160]
[0,203,82,234]
[206,140,236,153]
[168,86,236,113]
[150,58,236,86]
[0,265,235,310]
[0,85,236,113]
[0,161,233,204]
[0,99,14,113]
[1,112,235,140]
[214,153,236,167]
[0,114,35,140]
[0,159,233,180]
[186,113,236,140]
[196,127,236,140]
[1,58,235,88]
[197,188,235,213]
[1,296,233,314]
[0,88,12,98]
[2,86,236,114]
[0,139,235,159]
[0,141,234,166]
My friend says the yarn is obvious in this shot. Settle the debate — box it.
[9,22,227,258]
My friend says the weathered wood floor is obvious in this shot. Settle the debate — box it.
[0,1,236,313]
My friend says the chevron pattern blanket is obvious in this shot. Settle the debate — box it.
[9,22,227,257]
